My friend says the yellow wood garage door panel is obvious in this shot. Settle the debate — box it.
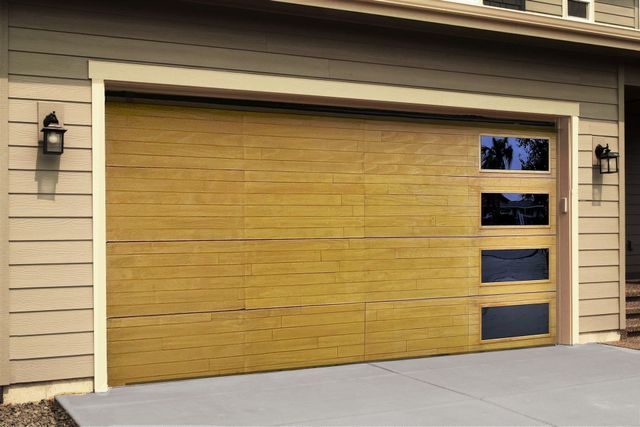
[107,103,557,241]
[107,235,556,316]
[106,101,557,385]
[365,298,471,361]
[107,303,366,386]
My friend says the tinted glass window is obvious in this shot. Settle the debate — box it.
[481,193,549,226]
[483,0,525,10]
[568,0,589,18]
[482,249,549,283]
[482,303,549,340]
[481,136,549,171]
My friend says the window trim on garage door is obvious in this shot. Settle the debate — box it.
[88,60,580,393]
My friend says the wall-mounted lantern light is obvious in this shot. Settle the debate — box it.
[595,144,619,174]
[41,111,66,155]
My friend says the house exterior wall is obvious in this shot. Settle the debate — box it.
[595,0,637,27]
[1,0,628,391]
[526,0,563,16]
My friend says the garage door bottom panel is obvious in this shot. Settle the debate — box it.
[107,293,555,386]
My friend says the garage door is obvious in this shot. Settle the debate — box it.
[105,100,557,386]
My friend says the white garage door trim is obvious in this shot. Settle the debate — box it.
[89,60,581,393]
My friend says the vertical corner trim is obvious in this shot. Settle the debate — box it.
[91,79,108,393]
[618,64,627,331]
[571,115,581,344]
[0,0,11,386]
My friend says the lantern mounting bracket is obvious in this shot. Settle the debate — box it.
[594,143,610,159]
[43,111,60,127]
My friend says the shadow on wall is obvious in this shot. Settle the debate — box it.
[591,161,602,206]
[35,147,59,200]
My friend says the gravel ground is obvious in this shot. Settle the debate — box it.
[606,336,640,350]
[0,399,77,427]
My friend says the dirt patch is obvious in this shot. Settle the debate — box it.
[0,399,77,427]
[606,336,640,351]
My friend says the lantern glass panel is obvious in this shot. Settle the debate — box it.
[599,157,608,174]
[599,155,619,174]
[43,129,65,154]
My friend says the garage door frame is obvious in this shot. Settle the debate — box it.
[88,60,581,393]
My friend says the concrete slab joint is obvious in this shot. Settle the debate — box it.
[57,345,640,426]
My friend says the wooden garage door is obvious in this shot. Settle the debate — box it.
[105,101,557,386]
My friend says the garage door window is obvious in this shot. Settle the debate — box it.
[481,248,549,283]
[481,303,550,340]
[481,193,549,226]
[480,136,549,172]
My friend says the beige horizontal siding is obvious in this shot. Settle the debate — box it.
[9,241,92,265]
[9,195,92,217]
[10,355,93,383]
[579,266,619,283]
[526,0,563,16]
[9,122,91,148]
[7,20,95,381]
[10,287,93,313]
[579,217,619,234]
[5,0,624,384]
[8,75,91,102]
[9,218,92,241]
[580,250,619,267]
[580,234,620,250]
[576,127,622,332]
[580,298,621,316]
[580,282,620,299]
[595,0,636,28]
[9,146,91,171]
[9,170,92,195]
[9,332,93,359]
[10,310,93,335]
[9,264,92,289]
[9,98,91,125]
[12,1,621,81]
[580,314,619,333]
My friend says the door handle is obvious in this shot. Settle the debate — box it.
[560,197,569,214]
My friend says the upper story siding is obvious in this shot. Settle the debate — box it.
[526,0,563,17]
[479,0,639,27]
[524,0,638,27]
[595,0,637,27]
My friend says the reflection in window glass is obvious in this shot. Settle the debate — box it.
[480,136,549,171]
[481,193,549,226]
[568,0,589,18]
[483,0,525,10]
[482,303,549,340]
[482,249,549,283]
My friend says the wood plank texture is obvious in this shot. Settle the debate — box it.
[106,101,558,385]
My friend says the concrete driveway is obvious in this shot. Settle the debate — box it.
[58,344,640,426]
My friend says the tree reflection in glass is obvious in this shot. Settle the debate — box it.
[481,136,549,171]
[481,193,549,226]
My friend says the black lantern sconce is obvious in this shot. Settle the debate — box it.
[41,111,67,155]
[595,144,619,174]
